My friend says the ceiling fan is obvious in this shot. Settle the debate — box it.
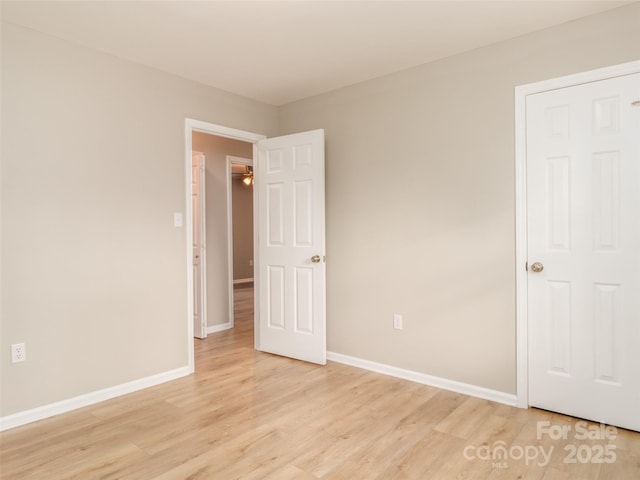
[231,164,254,186]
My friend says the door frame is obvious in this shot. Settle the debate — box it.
[184,118,265,372]
[514,60,640,408]
[226,154,253,329]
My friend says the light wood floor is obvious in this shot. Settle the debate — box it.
[1,284,639,479]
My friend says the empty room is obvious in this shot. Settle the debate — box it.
[1,1,639,479]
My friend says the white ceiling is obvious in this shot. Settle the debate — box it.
[2,1,632,106]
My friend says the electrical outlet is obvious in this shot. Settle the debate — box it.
[11,343,26,363]
[249,259,253,266]
[393,314,403,330]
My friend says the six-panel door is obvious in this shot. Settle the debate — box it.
[526,73,640,431]
[256,130,326,365]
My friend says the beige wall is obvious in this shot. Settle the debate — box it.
[0,23,277,416]
[2,4,639,421]
[191,134,252,327]
[279,4,640,394]
[232,177,254,280]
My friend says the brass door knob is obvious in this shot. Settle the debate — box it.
[311,255,321,263]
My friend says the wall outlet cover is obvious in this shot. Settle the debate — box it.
[11,343,26,363]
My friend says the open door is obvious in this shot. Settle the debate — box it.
[192,152,206,339]
[256,130,326,364]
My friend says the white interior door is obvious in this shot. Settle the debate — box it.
[526,73,640,431]
[192,152,206,339]
[256,130,326,364]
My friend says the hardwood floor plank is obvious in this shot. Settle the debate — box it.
[433,396,497,440]
[262,464,318,480]
[374,430,466,480]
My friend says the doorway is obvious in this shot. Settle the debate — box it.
[186,124,263,373]
[184,119,327,373]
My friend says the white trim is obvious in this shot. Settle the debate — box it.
[233,278,254,285]
[514,80,529,409]
[226,159,234,328]
[514,60,640,410]
[251,143,260,351]
[226,155,253,328]
[227,155,253,164]
[207,322,233,334]
[188,119,266,143]
[184,119,265,370]
[0,367,190,431]
[185,122,196,372]
[327,352,517,407]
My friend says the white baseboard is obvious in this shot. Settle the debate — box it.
[233,278,253,285]
[327,351,517,407]
[0,366,191,432]
[0,352,516,432]
[207,322,232,334]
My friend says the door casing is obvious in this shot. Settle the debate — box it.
[184,119,265,372]
[514,60,640,408]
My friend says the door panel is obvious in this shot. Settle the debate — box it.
[192,152,206,339]
[257,130,326,365]
[527,73,640,431]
